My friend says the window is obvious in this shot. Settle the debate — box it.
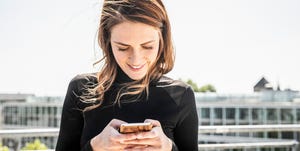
[267,108,277,124]
[281,109,293,124]
[226,108,235,119]
[213,108,222,120]
[297,109,300,123]
[239,108,249,124]
[201,108,210,119]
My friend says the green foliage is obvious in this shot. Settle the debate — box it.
[199,84,216,93]
[186,79,201,92]
[183,79,216,93]
[0,143,9,151]
[21,139,48,150]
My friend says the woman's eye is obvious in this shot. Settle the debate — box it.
[118,47,129,51]
[143,46,153,50]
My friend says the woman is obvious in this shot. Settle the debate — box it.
[56,0,198,150]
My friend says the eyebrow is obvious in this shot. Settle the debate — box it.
[113,40,155,46]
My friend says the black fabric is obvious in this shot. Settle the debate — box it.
[56,71,198,151]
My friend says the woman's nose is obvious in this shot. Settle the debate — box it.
[129,49,143,64]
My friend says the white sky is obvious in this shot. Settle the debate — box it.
[0,0,300,96]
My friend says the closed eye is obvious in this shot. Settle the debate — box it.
[142,46,153,50]
[118,47,129,51]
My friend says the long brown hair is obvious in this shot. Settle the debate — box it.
[83,0,174,111]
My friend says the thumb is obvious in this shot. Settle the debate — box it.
[109,119,127,129]
[144,119,161,127]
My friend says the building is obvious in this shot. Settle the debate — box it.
[1,89,300,150]
[0,93,34,104]
[254,77,273,92]
[196,92,300,151]
[254,77,299,102]
[0,94,63,150]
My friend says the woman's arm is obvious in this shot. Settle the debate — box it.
[173,87,199,151]
[55,76,90,151]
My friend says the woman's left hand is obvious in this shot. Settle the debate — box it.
[123,119,172,151]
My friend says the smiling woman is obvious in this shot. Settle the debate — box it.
[55,0,198,151]
[111,21,160,80]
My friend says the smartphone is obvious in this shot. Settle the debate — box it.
[119,122,153,134]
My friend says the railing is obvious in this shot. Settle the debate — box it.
[0,128,59,137]
[198,134,299,150]
[0,124,300,150]
[198,124,300,133]
[199,142,298,150]
[198,124,300,151]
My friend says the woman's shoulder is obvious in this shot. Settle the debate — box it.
[71,73,98,83]
[157,76,190,89]
[156,76,194,105]
[67,73,98,92]
[69,72,97,85]
[64,73,98,109]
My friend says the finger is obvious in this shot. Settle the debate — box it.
[109,143,128,150]
[131,145,148,149]
[130,145,158,151]
[123,138,157,146]
[140,146,158,151]
[125,144,148,149]
[144,119,161,127]
[136,130,158,139]
[109,119,127,129]
[111,133,138,143]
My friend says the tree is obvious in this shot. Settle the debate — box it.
[186,79,201,92]
[182,78,217,93]
[199,84,216,93]
[0,143,9,151]
[21,139,48,150]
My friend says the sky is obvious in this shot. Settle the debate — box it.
[0,0,300,96]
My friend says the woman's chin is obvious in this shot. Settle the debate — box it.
[128,74,146,81]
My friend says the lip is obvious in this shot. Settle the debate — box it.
[127,63,146,72]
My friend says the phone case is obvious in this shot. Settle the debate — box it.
[119,123,153,133]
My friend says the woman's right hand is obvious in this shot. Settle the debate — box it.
[90,119,138,151]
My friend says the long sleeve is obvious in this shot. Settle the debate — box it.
[56,74,198,151]
[55,76,93,151]
[173,87,198,151]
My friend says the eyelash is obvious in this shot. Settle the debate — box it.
[118,48,128,51]
[143,46,153,50]
[117,46,153,51]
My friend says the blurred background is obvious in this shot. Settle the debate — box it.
[0,0,300,150]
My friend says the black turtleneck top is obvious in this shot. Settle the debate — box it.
[56,69,198,151]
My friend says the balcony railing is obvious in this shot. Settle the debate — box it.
[198,124,300,133]
[0,128,59,137]
[0,124,299,151]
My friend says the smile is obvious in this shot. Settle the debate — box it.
[127,63,146,71]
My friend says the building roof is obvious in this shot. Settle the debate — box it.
[254,77,272,92]
[254,77,269,88]
[0,93,35,102]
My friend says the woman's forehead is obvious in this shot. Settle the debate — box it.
[110,21,160,44]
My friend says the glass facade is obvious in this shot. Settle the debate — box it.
[197,100,300,151]
[1,102,62,150]
[2,104,62,127]
[1,92,300,150]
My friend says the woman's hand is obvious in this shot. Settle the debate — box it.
[90,119,139,151]
[123,119,173,151]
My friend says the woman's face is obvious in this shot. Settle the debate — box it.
[110,21,160,80]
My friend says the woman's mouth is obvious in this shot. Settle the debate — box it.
[128,64,145,71]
